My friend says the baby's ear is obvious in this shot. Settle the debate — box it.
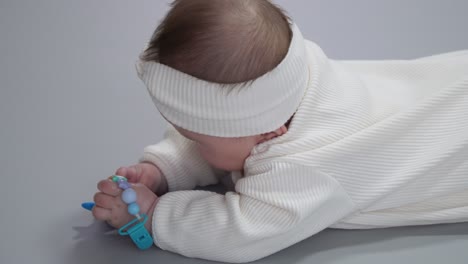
[279,125,288,135]
[260,125,288,142]
[271,125,288,136]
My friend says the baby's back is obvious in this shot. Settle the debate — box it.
[247,42,468,228]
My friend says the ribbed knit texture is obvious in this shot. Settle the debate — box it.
[136,24,309,137]
[140,40,468,263]
[140,124,228,191]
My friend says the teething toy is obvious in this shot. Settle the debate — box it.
[81,175,153,250]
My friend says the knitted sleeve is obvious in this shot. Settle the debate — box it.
[139,125,227,191]
[150,161,356,263]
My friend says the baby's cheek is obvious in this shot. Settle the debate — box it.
[198,145,225,168]
[197,145,213,161]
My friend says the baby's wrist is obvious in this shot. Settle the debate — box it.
[144,197,159,234]
[139,162,168,196]
[155,174,168,196]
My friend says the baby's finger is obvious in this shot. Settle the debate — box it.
[92,205,111,221]
[115,167,128,177]
[115,166,139,183]
[93,192,115,209]
[97,179,122,196]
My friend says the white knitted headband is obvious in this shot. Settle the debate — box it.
[136,23,309,137]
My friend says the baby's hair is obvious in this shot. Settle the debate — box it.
[141,0,292,85]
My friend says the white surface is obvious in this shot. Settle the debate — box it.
[1,0,467,263]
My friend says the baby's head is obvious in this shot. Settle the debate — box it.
[142,0,292,84]
[138,0,305,171]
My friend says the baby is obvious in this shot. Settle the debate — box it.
[92,0,468,262]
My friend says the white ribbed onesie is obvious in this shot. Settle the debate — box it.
[140,40,468,263]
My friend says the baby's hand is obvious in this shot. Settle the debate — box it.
[92,179,159,233]
[115,163,168,196]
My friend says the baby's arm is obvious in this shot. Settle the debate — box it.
[141,125,227,192]
[151,162,355,263]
